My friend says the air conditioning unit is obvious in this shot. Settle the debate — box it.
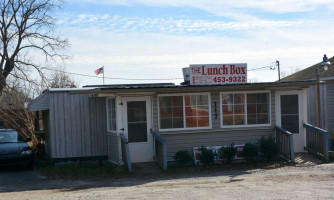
[182,67,190,82]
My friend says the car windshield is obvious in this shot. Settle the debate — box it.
[0,131,22,143]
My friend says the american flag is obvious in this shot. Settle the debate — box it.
[94,66,104,75]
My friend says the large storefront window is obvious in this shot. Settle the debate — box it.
[221,92,270,127]
[107,98,116,132]
[159,94,211,130]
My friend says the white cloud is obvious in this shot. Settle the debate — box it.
[58,1,334,85]
[58,14,307,35]
[68,0,334,19]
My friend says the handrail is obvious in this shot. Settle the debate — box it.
[303,122,328,135]
[303,122,329,162]
[275,125,292,135]
[275,125,295,162]
[119,133,132,172]
[151,130,167,170]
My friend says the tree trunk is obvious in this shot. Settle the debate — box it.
[0,73,6,101]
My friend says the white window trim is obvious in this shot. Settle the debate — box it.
[220,90,271,128]
[158,92,212,132]
[106,97,117,134]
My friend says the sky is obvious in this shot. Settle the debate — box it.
[54,0,334,86]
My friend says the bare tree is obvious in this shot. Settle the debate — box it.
[0,0,68,98]
[47,67,78,88]
[0,76,34,139]
[280,67,302,79]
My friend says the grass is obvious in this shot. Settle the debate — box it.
[35,158,291,180]
[36,159,129,180]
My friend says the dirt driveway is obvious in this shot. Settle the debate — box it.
[1,163,334,200]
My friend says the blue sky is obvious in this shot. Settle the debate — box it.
[53,0,334,85]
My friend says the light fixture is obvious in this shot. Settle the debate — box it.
[316,54,331,128]
[320,54,331,71]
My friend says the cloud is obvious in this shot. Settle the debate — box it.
[58,14,307,35]
[68,0,334,20]
[58,0,334,85]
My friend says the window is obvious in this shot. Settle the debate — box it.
[280,95,299,133]
[159,93,211,130]
[107,98,116,132]
[221,92,270,127]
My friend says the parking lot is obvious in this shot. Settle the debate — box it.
[0,162,334,200]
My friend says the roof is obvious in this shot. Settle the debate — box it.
[94,80,316,90]
[281,56,334,81]
[28,80,317,111]
[83,83,175,88]
[47,87,96,92]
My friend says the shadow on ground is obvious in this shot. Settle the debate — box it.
[0,165,254,194]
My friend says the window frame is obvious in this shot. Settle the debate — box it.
[106,97,117,133]
[220,90,271,128]
[158,92,212,132]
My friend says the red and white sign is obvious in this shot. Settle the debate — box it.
[193,145,245,165]
[190,63,247,85]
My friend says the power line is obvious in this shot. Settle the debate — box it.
[247,66,270,71]
[42,63,312,80]
[42,67,184,80]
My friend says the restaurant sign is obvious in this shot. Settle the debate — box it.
[189,63,247,85]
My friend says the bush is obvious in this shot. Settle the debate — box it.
[242,142,258,162]
[219,143,237,163]
[173,150,193,166]
[199,146,215,165]
[258,136,279,161]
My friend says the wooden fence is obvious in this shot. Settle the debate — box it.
[120,133,132,172]
[303,122,329,162]
[275,126,295,162]
[152,130,167,170]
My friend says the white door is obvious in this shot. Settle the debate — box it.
[122,96,153,163]
[275,90,305,152]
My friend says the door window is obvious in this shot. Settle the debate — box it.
[127,101,147,143]
[280,95,299,133]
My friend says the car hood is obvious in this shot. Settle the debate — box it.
[0,142,30,155]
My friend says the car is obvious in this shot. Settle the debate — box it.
[0,129,33,169]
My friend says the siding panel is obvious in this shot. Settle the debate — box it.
[107,133,120,163]
[49,92,108,159]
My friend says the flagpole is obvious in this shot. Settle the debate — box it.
[103,66,105,85]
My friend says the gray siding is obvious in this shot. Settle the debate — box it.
[107,133,120,163]
[153,89,276,161]
[163,128,273,160]
[307,84,327,129]
[327,81,334,150]
[327,81,334,133]
[49,92,107,159]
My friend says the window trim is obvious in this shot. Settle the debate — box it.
[106,97,117,133]
[220,90,271,128]
[158,92,212,132]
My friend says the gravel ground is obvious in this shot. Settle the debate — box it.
[1,163,334,200]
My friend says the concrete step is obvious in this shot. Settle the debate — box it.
[132,162,162,174]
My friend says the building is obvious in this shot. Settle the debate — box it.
[281,56,334,149]
[28,77,316,165]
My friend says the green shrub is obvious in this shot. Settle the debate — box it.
[173,150,193,166]
[199,146,215,165]
[242,142,259,162]
[219,143,237,163]
[258,136,279,161]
